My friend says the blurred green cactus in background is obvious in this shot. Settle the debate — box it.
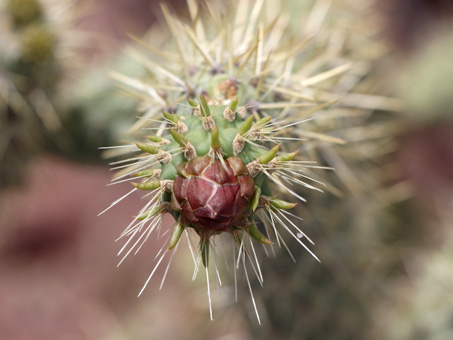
[0,0,60,189]
[0,0,136,189]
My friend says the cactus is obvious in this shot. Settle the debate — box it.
[104,0,370,322]
[105,92,326,320]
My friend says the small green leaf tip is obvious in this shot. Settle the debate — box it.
[136,142,159,154]
[136,205,162,220]
[255,116,272,128]
[147,135,163,143]
[259,144,280,164]
[169,127,188,146]
[251,186,261,212]
[270,198,297,210]
[187,98,198,107]
[168,224,184,250]
[132,180,160,191]
[277,150,299,162]
[201,239,209,267]
[230,98,239,111]
[248,224,272,245]
[238,114,254,136]
[133,169,158,178]
[199,94,211,117]
[162,111,180,123]
[211,126,221,150]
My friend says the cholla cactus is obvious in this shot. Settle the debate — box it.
[104,0,355,322]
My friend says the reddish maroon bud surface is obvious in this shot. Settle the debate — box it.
[172,156,255,233]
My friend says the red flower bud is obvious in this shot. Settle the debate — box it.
[172,156,255,233]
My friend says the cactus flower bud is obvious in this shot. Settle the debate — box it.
[172,156,255,233]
